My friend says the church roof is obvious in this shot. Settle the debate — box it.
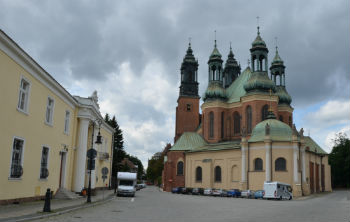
[226,67,252,103]
[304,136,328,154]
[275,86,292,105]
[170,132,207,151]
[203,81,227,101]
[188,140,241,153]
[249,119,293,142]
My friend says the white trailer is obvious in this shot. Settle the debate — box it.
[263,181,293,200]
[117,172,137,197]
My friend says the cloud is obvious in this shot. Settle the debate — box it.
[0,0,348,167]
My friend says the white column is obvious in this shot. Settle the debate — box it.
[90,127,98,189]
[265,141,271,181]
[241,145,247,182]
[73,118,90,192]
[301,148,306,182]
[293,143,299,183]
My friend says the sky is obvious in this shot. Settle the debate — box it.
[1,0,349,169]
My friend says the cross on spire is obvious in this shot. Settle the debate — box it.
[214,30,217,47]
[256,16,260,35]
[189,37,191,47]
[275,37,278,52]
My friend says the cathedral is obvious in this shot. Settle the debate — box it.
[162,27,332,197]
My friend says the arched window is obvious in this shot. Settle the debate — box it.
[234,112,240,135]
[177,161,184,175]
[246,106,252,133]
[279,115,283,122]
[275,158,286,171]
[254,158,263,171]
[214,166,221,182]
[261,105,269,121]
[209,112,214,138]
[221,112,225,139]
[196,166,202,182]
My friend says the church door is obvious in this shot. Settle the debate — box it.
[309,162,314,194]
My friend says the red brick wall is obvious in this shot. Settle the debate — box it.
[175,96,200,142]
[277,111,293,127]
[163,151,185,192]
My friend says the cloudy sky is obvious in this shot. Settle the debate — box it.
[1,0,349,168]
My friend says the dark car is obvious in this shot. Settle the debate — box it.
[198,188,204,195]
[181,187,190,194]
[178,187,185,194]
[227,189,241,197]
[192,188,200,195]
[171,187,180,193]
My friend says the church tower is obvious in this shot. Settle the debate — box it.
[223,45,241,88]
[174,42,200,142]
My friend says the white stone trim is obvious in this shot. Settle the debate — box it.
[44,96,55,126]
[38,145,50,180]
[8,136,26,180]
[0,31,77,109]
[16,75,31,115]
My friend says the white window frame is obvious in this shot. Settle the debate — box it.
[64,110,70,134]
[39,146,50,180]
[45,96,55,125]
[9,136,25,180]
[17,76,31,114]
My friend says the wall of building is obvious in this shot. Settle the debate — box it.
[0,48,77,201]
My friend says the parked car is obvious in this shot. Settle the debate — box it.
[227,189,241,197]
[221,189,228,197]
[198,188,204,195]
[203,188,213,196]
[135,184,141,191]
[212,189,228,197]
[171,187,180,193]
[254,190,265,199]
[181,187,192,194]
[139,183,146,189]
[241,190,255,198]
[192,188,200,195]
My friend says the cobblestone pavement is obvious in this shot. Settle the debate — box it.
[34,187,350,222]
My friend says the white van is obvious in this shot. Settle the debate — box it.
[117,172,137,197]
[263,181,293,200]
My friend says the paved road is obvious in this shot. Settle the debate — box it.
[36,187,350,222]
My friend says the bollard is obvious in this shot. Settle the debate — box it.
[43,188,51,212]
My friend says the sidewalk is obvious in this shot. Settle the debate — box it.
[0,189,116,222]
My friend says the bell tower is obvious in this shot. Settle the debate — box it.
[175,42,200,142]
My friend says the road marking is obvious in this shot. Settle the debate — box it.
[131,198,134,202]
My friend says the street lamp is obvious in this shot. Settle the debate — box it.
[87,119,102,203]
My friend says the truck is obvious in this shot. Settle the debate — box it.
[117,172,137,197]
[263,181,293,200]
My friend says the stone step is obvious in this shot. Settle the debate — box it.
[55,188,82,200]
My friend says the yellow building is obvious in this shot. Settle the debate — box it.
[0,30,114,204]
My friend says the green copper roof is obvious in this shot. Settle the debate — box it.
[170,132,207,151]
[252,28,267,48]
[276,86,292,105]
[272,49,283,64]
[244,71,276,93]
[304,136,328,154]
[188,140,241,153]
[249,119,293,142]
[226,67,252,103]
[203,81,227,101]
[209,41,222,60]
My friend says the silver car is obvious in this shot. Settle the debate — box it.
[203,188,213,196]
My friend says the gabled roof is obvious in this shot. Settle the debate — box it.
[170,132,207,151]
[304,136,328,154]
[189,140,241,153]
[226,67,252,103]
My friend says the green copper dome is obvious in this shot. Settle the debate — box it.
[276,86,292,105]
[251,28,267,48]
[244,72,276,93]
[249,118,293,142]
[203,81,227,101]
[209,40,222,61]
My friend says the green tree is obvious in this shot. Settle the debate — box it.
[126,154,144,180]
[328,133,350,188]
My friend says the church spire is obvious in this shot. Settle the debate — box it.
[223,43,241,88]
[179,41,199,97]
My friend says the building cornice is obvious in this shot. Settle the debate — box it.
[0,30,78,109]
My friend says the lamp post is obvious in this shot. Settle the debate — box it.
[87,119,102,203]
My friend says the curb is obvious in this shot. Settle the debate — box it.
[1,194,116,222]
